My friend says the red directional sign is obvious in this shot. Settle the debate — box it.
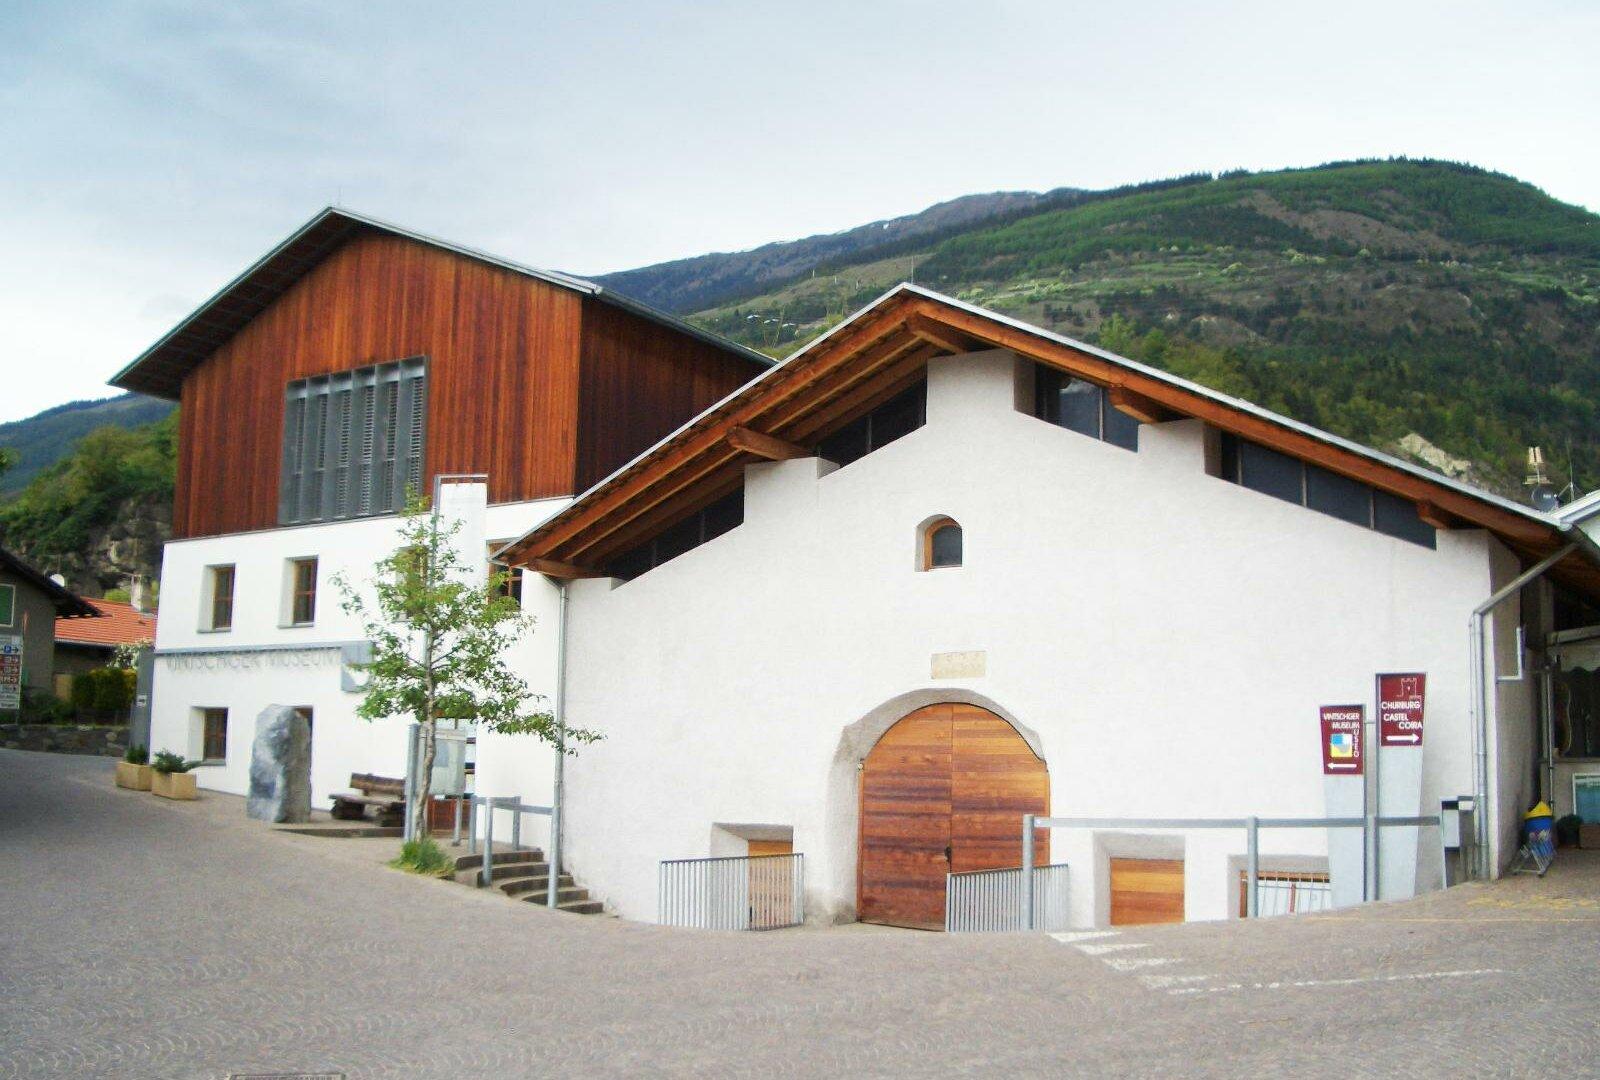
[1320,704,1365,775]
[1378,672,1426,748]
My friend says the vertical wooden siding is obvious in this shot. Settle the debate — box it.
[574,300,767,493]
[174,232,584,538]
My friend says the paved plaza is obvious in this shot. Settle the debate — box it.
[3,748,1598,1078]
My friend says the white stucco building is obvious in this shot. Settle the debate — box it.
[121,208,1600,932]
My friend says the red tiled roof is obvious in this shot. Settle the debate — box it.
[55,599,157,648]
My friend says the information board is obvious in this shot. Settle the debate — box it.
[0,634,23,711]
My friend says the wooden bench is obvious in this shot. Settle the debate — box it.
[329,773,406,827]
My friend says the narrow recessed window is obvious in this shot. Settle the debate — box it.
[201,707,228,762]
[1031,364,1140,452]
[289,558,318,625]
[921,517,963,570]
[208,565,235,631]
[488,543,524,604]
[816,379,928,469]
[1216,433,1435,548]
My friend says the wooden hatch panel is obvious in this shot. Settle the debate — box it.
[1109,857,1186,926]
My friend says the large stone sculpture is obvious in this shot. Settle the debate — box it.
[246,705,312,823]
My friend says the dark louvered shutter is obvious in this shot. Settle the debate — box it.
[280,357,427,525]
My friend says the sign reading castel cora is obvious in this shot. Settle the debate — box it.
[1378,672,1426,747]
[1320,704,1365,775]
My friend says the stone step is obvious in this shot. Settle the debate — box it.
[498,873,575,897]
[557,899,605,915]
[452,847,544,874]
[513,884,590,906]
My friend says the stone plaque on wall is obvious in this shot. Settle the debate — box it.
[931,650,986,679]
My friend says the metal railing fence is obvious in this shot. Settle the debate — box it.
[947,863,1070,932]
[1253,873,1332,917]
[658,853,805,930]
[469,795,553,892]
[1021,812,1443,930]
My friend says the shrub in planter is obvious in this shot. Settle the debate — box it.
[115,743,153,791]
[150,750,200,800]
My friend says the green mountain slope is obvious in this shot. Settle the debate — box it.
[0,394,175,495]
[685,160,1600,495]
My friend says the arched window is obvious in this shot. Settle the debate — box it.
[921,517,962,570]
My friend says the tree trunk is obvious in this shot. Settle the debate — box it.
[415,719,436,839]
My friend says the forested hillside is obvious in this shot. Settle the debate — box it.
[681,160,1600,495]
[0,393,173,495]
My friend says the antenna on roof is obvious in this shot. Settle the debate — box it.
[1526,446,1560,512]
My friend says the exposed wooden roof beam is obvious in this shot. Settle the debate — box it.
[728,426,810,461]
[906,313,975,355]
[526,558,605,580]
[1107,384,1179,424]
[1416,501,1466,530]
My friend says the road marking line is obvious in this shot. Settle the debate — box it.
[1075,942,1150,956]
[1050,931,1119,944]
[1167,968,1504,996]
[1105,957,1179,972]
[1139,974,1213,989]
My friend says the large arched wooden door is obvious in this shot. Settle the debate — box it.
[858,703,1049,929]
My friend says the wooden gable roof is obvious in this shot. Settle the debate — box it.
[110,207,770,401]
[497,284,1600,599]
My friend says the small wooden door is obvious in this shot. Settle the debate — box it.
[858,704,1049,929]
[1110,858,1185,926]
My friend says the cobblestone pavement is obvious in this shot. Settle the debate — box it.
[3,749,1599,1079]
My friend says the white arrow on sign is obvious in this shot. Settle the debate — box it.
[1385,734,1421,745]
[1328,762,1359,770]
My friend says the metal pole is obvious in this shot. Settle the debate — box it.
[1021,813,1036,931]
[1367,686,1380,903]
[402,722,419,843]
[1245,816,1259,919]
[547,582,569,910]
[481,799,495,887]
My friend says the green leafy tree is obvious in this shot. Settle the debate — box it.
[335,493,596,842]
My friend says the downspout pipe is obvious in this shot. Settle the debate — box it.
[547,580,570,910]
[1469,536,1581,880]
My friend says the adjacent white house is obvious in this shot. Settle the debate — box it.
[119,208,1600,932]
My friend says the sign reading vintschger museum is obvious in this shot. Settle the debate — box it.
[1377,672,1426,747]
[1320,704,1365,775]
[0,634,23,711]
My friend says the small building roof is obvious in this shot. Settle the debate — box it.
[496,283,1600,601]
[109,206,772,400]
[55,598,156,649]
[0,546,100,619]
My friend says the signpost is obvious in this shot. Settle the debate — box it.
[1320,705,1365,774]
[1378,673,1426,747]
[0,634,23,713]
[1375,673,1427,900]
[1320,704,1366,908]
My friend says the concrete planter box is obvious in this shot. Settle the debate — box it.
[115,761,153,791]
[151,771,198,800]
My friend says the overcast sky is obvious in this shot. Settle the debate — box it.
[2,0,1597,423]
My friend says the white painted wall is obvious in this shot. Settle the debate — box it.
[554,349,1513,927]
[149,498,566,812]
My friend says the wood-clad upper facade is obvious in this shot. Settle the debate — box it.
[114,210,767,540]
